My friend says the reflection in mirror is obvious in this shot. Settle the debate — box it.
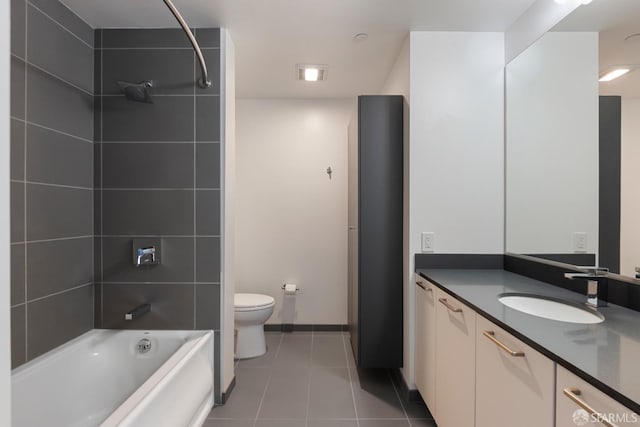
[506,0,640,280]
[506,31,599,264]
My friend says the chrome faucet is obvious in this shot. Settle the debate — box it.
[564,267,609,308]
[136,246,156,267]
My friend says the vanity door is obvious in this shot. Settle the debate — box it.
[476,316,555,427]
[556,366,638,427]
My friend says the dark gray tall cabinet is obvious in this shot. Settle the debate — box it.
[348,95,403,368]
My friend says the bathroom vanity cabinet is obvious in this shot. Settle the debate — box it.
[416,282,554,427]
[476,316,555,427]
[434,287,476,427]
[415,273,638,427]
[414,276,436,414]
[556,366,637,427]
[347,95,403,368]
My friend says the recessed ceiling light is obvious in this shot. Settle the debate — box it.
[296,64,328,82]
[305,68,319,81]
[354,33,369,42]
[599,68,631,82]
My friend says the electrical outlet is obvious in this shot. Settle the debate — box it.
[421,232,435,252]
[573,232,587,253]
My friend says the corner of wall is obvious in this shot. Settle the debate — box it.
[505,0,582,63]
[1,0,11,420]
[220,28,237,396]
[379,33,413,387]
[380,35,410,99]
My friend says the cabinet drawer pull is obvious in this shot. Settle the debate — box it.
[563,387,616,427]
[483,331,525,357]
[438,298,462,313]
[416,281,433,292]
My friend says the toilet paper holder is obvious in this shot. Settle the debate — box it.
[281,284,301,292]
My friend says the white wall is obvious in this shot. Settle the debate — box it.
[220,29,236,396]
[620,99,640,277]
[410,32,505,255]
[380,36,413,386]
[235,99,352,325]
[400,32,504,389]
[505,0,582,63]
[1,0,10,422]
[506,32,599,255]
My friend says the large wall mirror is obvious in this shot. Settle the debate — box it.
[506,0,640,280]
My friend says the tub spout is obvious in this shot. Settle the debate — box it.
[125,303,151,320]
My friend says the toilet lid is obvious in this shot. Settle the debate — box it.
[235,293,275,309]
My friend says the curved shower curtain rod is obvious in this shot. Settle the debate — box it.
[162,0,212,89]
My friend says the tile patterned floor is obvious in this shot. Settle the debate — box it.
[205,331,436,427]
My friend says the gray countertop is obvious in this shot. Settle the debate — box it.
[417,268,640,413]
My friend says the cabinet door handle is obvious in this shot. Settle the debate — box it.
[415,281,433,292]
[563,387,616,427]
[483,331,525,357]
[438,298,462,313]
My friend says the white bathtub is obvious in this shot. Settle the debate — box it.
[12,329,214,427]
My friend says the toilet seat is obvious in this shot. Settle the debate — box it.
[235,293,275,311]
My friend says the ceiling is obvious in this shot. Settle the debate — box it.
[553,0,640,98]
[61,0,537,98]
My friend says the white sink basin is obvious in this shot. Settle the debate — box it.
[498,294,604,324]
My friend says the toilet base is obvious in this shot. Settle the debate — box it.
[235,324,267,359]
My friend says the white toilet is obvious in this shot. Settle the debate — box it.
[234,293,275,359]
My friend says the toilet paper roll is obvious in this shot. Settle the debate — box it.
[284,283,297,295]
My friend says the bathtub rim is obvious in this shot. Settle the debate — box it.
[11,329,212,376]
[99,329,214,427]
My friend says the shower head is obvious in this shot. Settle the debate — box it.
[118,80,154,103]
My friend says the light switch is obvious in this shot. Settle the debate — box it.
[421,232,435,252]
[573,232,587,253]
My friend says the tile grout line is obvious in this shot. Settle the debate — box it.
[252,336,280,427]
[56,0,95,32]
[100,28,104,328]
[90,25,96,334]
[15,180,93,191]
[193,44,197,330]
[22,282,94,305]
[26,1,94,49]
[387,369,412,426]
[100,47,221,51]
[21,56,93,97]
[272,331,285,360]
[10,115,94,144]
[23,0,29,364]
[18,234,94,244]
[305,331,315,427]
[342,333,360,427]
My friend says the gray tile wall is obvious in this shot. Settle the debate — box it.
[11,4,222,380]
[94,28,222,396]
[10,0,95,368]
